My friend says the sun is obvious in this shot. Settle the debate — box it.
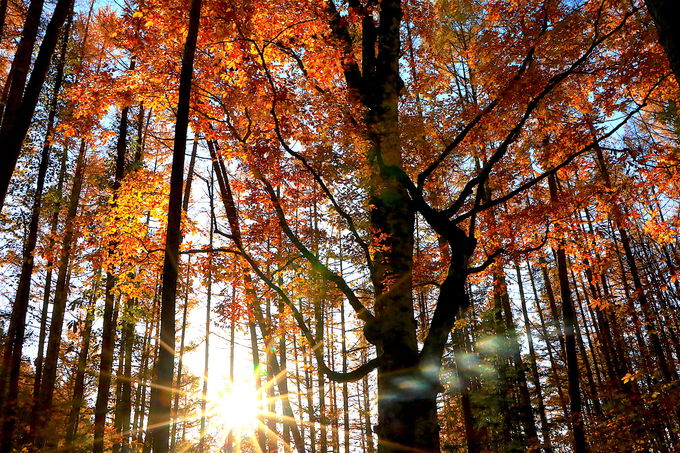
[211,381,261,433]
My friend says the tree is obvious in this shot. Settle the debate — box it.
[147,0,203,449]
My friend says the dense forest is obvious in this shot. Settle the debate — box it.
[0,0,678,451]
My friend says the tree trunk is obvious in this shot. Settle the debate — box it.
[200,172,213,451]
[340,297,350,453]
[515,265,552,453]
[498,271,539,449]
[32,140,87,449]
[34,144,69,406]
[94,96,132,453]
[452,329,480,453]
[549,175,589,453]
[0,9,72,444]
[146,0,202,448]
[171,263,191,452]
[528,264,569,422]
[114,311,135,453]
[0,0,74,210]
[645,0,680,82]
[64,275,99,451]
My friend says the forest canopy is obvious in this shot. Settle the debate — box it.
[0,0,678,452]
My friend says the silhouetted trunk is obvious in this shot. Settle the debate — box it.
[528,264,569,421]
[549,175,589,453]
[0,9,72,444]
[34,145,68,405]
[499,272,539,448]
[64,275,99,450]
[170,136,198,451]
[569,267,602,417]
[0,0,74,210]
[0,103,53,453]
[94,93,132,453]
[113,312,134,453]
[594,145,676,381]
[452,330,480,453]
[645,0,680,82]
[360,345,375,453]
[171,264,191,453]
[515,265,552,453]
[492,273,515,449]
[0,0,8,41]
[32,140,87,449]
[147,0,202,448]
[0,0,47,123]
[249,314,267,451]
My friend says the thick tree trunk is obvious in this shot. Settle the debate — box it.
[0,102,53,453]
[146,0,201,448]
[645,0,680,82]
[365,0,436,448]
[0,0,47,123]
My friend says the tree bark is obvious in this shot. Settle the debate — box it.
[645,0,680,82]
[549,175,589,453]
[147,0,202,448]
[0,0,74,210]
[64,274,100,451]
[515,265,552,453]
[32,140,87,449]
[94,96,132,453]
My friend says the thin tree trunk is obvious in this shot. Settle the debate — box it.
[200,171,214,451]
[452,329,479,453]
[32,140,87,449]
[340,298,351,453]
[94,91,133,453]
[64,273,99,451]
[549,175,589,453]
[499,271,539,449]
[515,265,552,453]
[34,144,69,406]
[528,263,569,422]
[361,344,375,453]
[249,314,267,452]
[171,262,191,452]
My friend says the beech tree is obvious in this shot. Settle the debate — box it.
[0,0,678,452]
